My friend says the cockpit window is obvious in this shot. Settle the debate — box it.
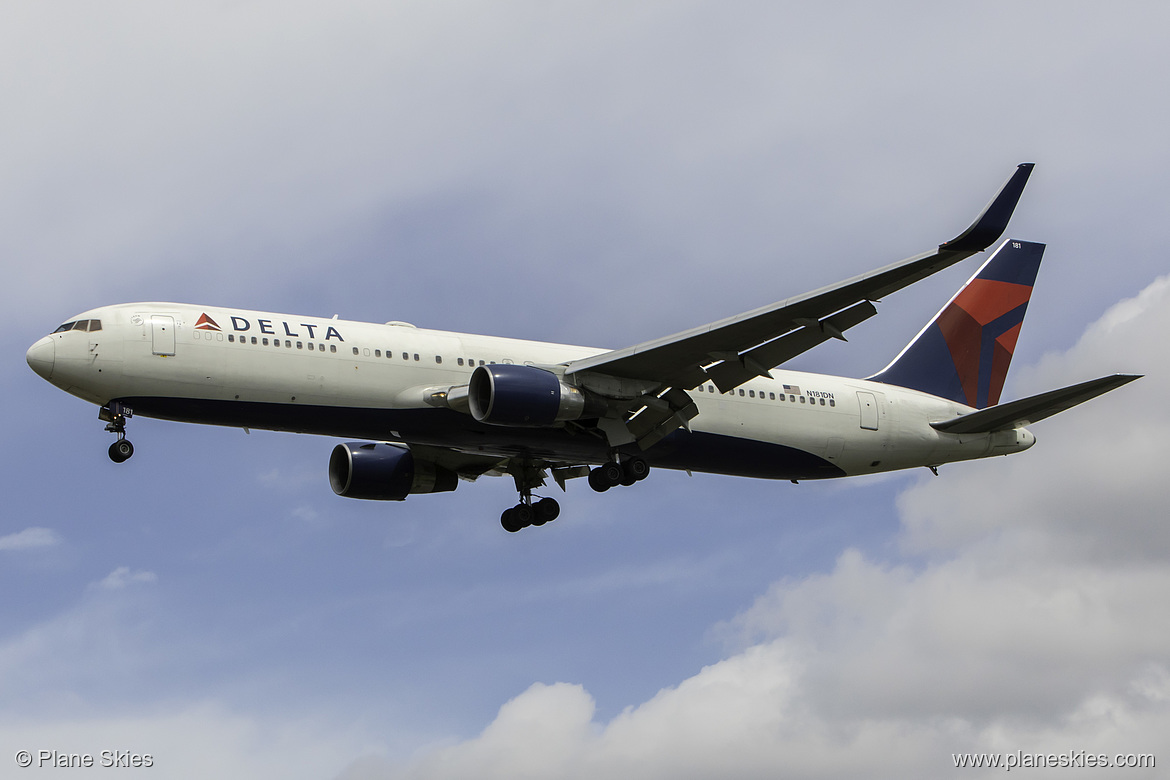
[52,319,101,334]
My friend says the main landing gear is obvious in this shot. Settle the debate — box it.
[587,455,649,492]
[100,402,134,463]
[501,459,561,533]
[500,496,561,533]
[500,455,652,532]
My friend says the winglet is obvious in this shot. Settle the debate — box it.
[940,163,1035,253]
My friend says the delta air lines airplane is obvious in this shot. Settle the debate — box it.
[26,164,1139,531]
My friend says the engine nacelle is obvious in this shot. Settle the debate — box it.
[329,442,458,501]
[468,364,602,426]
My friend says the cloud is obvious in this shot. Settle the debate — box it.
[898,273,1170,561]
[0,527,61,551]
[90,567,158,591]
[339,274,1170,778]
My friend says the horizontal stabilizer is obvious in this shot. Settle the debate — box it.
[930,374,1141,434]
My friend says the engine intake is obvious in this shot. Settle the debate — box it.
[468,364,602,426]
[329,442,458,501]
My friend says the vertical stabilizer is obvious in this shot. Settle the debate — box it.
[869,239,1045,409]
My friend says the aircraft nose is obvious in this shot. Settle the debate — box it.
[26,336,55,380]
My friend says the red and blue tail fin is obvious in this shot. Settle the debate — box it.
[869,239,1045,409]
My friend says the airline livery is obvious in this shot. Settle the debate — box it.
[26,164,1139,531]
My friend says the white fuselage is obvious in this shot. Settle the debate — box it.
[26,302,1036,480]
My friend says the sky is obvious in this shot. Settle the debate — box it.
[2,2,1168,777]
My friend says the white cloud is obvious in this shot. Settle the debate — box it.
[899,272,1170,561]
[0,527,61,551]
[90,567,158,591]
[338,274,1170,778]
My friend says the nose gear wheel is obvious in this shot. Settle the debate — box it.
[99,402,135,463]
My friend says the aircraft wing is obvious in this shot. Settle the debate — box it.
[564,163,1035,394]
[929,374,1142,434]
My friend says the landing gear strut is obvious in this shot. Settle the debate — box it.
[100,402,134,463]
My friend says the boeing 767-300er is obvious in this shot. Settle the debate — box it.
[27,164,1139,531]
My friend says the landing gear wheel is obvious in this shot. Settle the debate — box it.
[108,439,134,463]
[588,468,612,492]
[501,507,525,533]
[599,461,624,486]
[623,456,650,482]
[532,497,560,525]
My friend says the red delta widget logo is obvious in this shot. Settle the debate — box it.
[197,312,345,342]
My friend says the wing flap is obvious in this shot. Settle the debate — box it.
[929,374,1141,434]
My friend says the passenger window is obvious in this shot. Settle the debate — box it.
[769,392,775,400]
[749,390,755,398]
[413,354,419,361]
[738,389,745,396]
[457,358,464,366]
[353,347,359,355]
[330,345,337,353]
[285,340,292,348]
[435,356,442,364]
[819,398,825,406]
[402,352,409,360]
[829,399,835,407]
[308,342,315,351]
[297,341,303,350]
[262,338,269,346]
[375,349,381,357]
[799,396,806,403]
[251,337,258,345]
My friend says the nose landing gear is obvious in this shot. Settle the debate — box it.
[100,402,134,463]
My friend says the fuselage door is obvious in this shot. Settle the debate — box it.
[152,315,176,356]
[857,391,879,430]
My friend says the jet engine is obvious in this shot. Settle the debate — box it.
[329,442,458,500]
[468,364,603,426]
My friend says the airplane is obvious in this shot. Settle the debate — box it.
[26,163,1139,532]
